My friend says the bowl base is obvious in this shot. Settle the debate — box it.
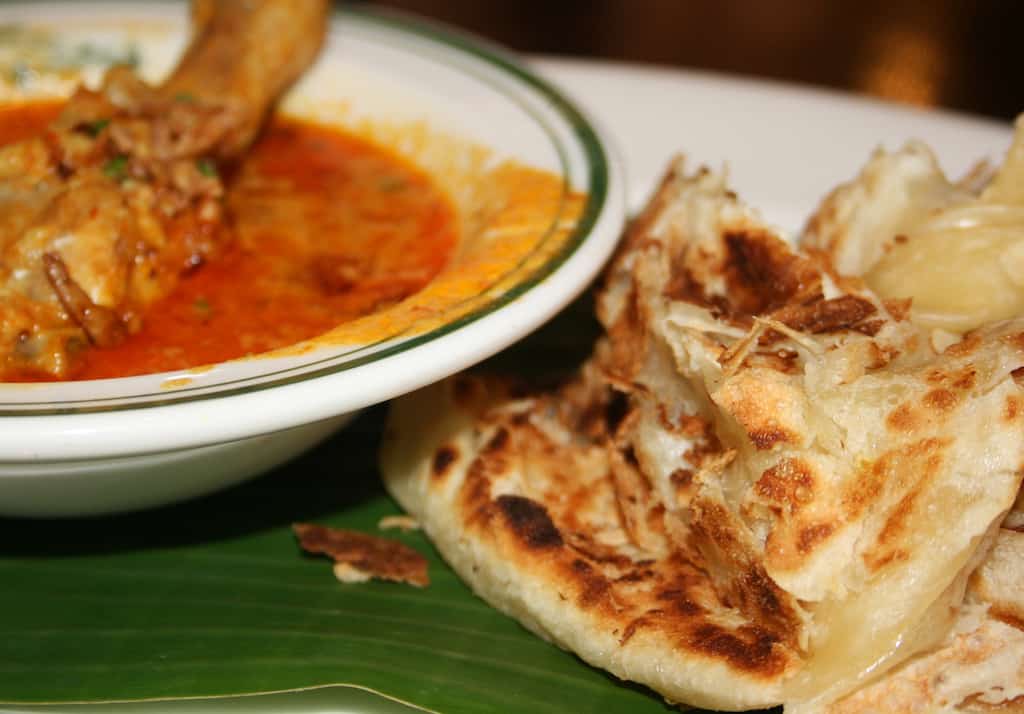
[0,412,357,518]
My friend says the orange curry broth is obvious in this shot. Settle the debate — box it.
[0,101,458,380]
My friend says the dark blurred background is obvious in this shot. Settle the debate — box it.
[354,0,1022,122]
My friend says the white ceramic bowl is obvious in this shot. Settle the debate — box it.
[0,3,626,517]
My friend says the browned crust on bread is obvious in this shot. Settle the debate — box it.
[409,375,803,688]
[771,295,877,334]
[495,495,564,549]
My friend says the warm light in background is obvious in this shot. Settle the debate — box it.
[854,24,947,107]
[362,0,1020,120]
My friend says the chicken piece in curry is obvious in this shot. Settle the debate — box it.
[0,0,329,379]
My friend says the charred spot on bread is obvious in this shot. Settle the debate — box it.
[748,427,798,450]
[686,623,788,677]
[496,494,564,549]
[797,523,835,554]
[755,458,815,510]
[568,557,613,608]
[431,444,458,480]
[922,388,957,412]
[722,229,820,316]
[770,294,877,334]
[885,403,919,432]
[1005,394,1023,421]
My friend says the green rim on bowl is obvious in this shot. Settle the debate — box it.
[0,5,610,415]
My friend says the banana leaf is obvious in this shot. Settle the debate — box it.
[0,297,774,714]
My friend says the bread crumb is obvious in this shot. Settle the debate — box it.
[293,522,429,588]
[378,514,420,531]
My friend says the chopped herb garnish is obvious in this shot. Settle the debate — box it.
[124,46,141,70]
[62,42,141,70]
[85,118,110,137]
[102,155,128,180]
[65,336,87,355]
[174,92,196,103]
[193,297,212,319]
[378,177,407,192]
[11,62,34,89]
[196,158,218,178]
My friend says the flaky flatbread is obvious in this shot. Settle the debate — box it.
[382,147,1024,710]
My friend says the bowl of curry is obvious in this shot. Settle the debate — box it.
[0,2,626,516]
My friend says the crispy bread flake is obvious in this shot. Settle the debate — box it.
[293,523,429,588]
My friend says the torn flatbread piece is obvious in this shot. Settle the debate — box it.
[802,116,1024,334]
[293,523,429,588]
[382,153,1024,711]
[828,529,1024,713]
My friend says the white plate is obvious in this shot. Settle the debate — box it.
[0,5,626,515]
[539,58,1012,230]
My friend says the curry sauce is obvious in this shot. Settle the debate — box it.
[0,101,457,380]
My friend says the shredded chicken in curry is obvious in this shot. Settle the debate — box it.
[0,0,327,379]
